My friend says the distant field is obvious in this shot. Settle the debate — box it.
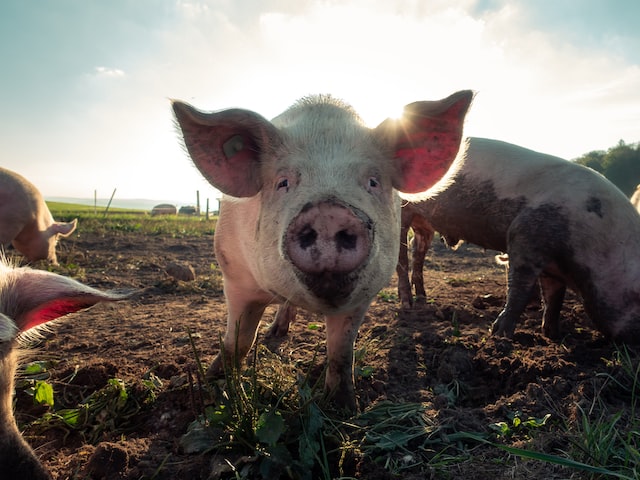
[47,201,144,214]
[47,201,217,236]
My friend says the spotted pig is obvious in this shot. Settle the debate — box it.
[397,137,640,341]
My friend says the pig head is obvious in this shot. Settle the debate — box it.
[0,259,130,479]
[0,167,77,265]
[173,91,473,410]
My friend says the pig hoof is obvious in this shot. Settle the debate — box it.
[414,296,427,307]
[542,323,560,341]
[323,386,358,414]
[266,321,289,338]
[491,323,515,338]
[205,357,225,381]
[267,304,296,337]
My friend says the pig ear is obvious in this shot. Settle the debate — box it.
[172,101,282,198]
[376,90,474,194]
[52,218,77,237]
[0,313,18,343]
[6,268,131,332]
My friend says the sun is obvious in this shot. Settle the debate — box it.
[357,99,407,128]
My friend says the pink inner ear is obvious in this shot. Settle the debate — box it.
[20,298,91,332]
[395,145,458,194]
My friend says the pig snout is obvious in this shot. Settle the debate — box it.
[286,200,372,303]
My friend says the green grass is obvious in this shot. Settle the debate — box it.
[565,345,640,479]
[47,202,217,237]
[47,201,139,213]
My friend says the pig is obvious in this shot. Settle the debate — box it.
[0,258,130,479]
[396,137,640,342]
[173,91,473,410]
[0,167,77,264]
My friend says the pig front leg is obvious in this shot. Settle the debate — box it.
[206,291,269,379]
[491,263,540,338]
[324,302,369,412]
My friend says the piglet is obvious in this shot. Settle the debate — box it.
[0,259,130,479]
[0,167,77,264]
[173,91,473,410]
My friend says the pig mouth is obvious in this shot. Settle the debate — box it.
[295,270,360,308]
[283,198,374,307]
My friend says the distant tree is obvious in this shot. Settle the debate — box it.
[575,150,605,173]
[574,140,640,196]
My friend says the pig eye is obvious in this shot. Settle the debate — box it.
[276,177,289,192]
[367,176,380,192]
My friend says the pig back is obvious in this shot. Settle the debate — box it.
[0,168,42,244]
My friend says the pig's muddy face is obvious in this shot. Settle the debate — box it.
[256,127,401,312]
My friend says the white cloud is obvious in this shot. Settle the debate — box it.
[93,66,126,78]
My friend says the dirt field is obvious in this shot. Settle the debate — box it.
[13,230,638,479]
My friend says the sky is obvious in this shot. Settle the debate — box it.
[0,0,638,205]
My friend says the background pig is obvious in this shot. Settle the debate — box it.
[0,258,130,479]
[0,167,77,264]
[173,91,473,410]
[397,137,640,341]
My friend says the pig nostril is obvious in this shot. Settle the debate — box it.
[335,230,357,250]
[298,226,317,249]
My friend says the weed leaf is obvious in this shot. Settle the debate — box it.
[33,380,54,407]
[255,410,285,446]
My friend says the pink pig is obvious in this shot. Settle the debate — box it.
[0,258,130,479]
[173,91,473,410]
[0,167,77,264]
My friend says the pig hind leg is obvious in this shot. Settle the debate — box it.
[267,304,297,337]
[410,225,434,306]
[538,273,566,339]
[492,212,562,338]
[396,220,413,308]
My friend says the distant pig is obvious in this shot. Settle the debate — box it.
[397,137,640,341]
[0,258,130,479]
[0,167,77,264]
[173,91,473,410]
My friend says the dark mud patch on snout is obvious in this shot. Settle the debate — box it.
[295,269,359,307]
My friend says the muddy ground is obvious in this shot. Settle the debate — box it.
[13,230,638,479]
